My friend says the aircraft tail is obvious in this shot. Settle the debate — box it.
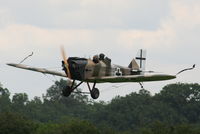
[129,49,146,71]
[128,59,140,70]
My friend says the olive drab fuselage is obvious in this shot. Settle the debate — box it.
[67,56,133,81]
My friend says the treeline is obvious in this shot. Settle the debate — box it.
[0,80,200,134]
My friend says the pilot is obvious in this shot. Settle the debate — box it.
[99,53,105,61]
[93,55,99,63]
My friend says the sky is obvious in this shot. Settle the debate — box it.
[0,0,199,101]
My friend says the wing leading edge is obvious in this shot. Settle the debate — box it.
[7,63,67,77]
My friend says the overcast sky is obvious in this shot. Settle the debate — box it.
[0,0,199,101]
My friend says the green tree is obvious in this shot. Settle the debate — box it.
[0,84,11,112]
[155,83,200,123]
[12,93,29,106]
[0,112,36,134]
[35,120,100,134]
[25,97,44,122]
[11,93,29,113]
[61,120,100,134]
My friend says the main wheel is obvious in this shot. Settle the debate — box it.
[91,88,100,99]
[62,86,71,97]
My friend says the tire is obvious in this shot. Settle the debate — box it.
[62,86,71,97]
[91,88,100,99]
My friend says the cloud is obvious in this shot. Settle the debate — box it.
[0,0,170,29]
[115,0,200,64]
[0,24,92,51]
[0,8,14,28]
[1,0,200,64]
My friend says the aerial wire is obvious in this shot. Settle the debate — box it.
[19,52,34,64]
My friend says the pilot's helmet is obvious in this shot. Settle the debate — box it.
[99,53,105,60]
[93,55,99,63]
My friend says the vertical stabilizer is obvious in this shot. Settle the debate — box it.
[128,59,139,70]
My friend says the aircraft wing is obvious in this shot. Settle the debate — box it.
[7,63,67,77]
[7,63,176,83]
[86,74,176,83]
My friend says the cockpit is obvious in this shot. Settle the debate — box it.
[92,53,111,66]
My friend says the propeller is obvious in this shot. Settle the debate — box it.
[61,46,71,79]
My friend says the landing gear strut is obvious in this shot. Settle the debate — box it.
[87,82,100,99]
[62,80,100,99]
[62,80,83,97]
[139,82,144,89]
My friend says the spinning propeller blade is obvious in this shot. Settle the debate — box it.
[61,46,71,79]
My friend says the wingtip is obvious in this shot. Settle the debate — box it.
[7,63,13,66]
[6,63,18,67]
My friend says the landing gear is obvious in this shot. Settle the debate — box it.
[87,82,100,99]
[91,88,100,99]
[139,82,144,89]
[62,80,100,99]
[62,80,83,97]
[62,85,71,97]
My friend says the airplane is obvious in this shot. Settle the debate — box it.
[7,48,195,99]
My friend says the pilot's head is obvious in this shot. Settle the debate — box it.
[93,55,99,63]
[99,53,105,60]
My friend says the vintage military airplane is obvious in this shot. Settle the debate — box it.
[7,48,195,99]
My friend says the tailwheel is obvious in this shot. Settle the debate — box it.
[62,85,71,97]
[91,88,100,99]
